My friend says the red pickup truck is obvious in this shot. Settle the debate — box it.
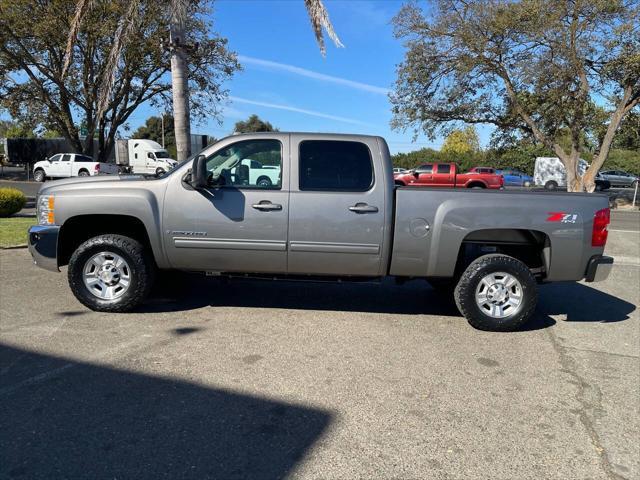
[394,162,504,189]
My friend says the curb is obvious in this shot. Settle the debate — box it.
[1,244,28,250]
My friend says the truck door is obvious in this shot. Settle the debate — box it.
[51,154,72,177]
[288,135,386,276]
[413,163,433,184]
[433,163,453,187]
[162,135,290,273]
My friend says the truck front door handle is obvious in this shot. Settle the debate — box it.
[349,203,379,213]
[252,201,282,211]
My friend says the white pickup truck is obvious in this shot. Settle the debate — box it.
[33,153,119,182]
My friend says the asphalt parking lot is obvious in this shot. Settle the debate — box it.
[1,231,638,479]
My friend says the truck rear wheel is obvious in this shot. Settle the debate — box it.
[454,254,537,331]
[68,234,155,312]
[78,170,89,177]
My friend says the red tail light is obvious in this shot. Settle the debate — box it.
[94,163,100,172]
[591,208,610,247]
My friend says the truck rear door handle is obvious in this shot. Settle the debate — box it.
[252,201,282,211]
[349,203,378,213]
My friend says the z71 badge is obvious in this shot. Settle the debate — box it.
[546,212,578,223]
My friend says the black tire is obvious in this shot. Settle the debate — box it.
[544,180,558,190]
[78,170,89,177]
[68,234,155,312]
[34,169,45,182]
[156,168,166,177]
[256,176,272,187]
[454,254,537,331]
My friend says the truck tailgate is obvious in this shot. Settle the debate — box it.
[390,188,610,281]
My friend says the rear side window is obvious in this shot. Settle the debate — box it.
[437,164,451,174]
[299,140,373,191]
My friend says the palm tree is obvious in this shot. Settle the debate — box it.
[63,0,344,161]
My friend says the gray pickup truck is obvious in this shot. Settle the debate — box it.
[28,133,613,331]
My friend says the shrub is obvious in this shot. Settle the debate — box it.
[0,188,26,217]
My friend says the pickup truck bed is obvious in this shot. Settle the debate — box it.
[27,133,612,331]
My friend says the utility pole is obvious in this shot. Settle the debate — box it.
[169,0,190,161]
[161,112,165,148]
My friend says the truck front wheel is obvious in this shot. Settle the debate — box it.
[68,234,155,312]
[454,254,537,331]
[34,169,45,182]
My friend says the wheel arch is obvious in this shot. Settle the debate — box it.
[465,180,487,188]
[453,228,550,279]
[58,214,156,268]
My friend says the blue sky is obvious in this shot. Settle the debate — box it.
[129,0,492,153]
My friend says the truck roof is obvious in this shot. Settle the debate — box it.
[227,132,385,142]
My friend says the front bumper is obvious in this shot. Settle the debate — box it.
[28,225,60,272]
[584,255,613,282]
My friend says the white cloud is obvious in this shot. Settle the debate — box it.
[237,55,390,95]
[229,96,376,127]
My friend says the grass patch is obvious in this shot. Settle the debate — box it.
[0,217,35,248]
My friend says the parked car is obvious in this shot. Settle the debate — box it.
[393,167,408,174]
[534,157,610,191]
[115,139,177,176]
[394,162,504,189]
[599,170,638,188]
[32,153,119,182]
[496,169,533,187]
[28,133,613,332]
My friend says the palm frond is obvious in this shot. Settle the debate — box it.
[304,0,344,56]
[62,0,95,78]
[96,0,141,121]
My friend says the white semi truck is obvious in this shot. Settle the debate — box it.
[115,139,177,175]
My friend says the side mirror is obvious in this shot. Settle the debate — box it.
[413,170,420,177]
[191,154,208,189]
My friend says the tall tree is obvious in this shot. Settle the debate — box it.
[0,0,239,161]
[391,0,640,192]
[441,127,480,155]
[169,0,191,161]
[233,114,278,133]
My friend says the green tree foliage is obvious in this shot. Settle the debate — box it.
[441,127,480,155]
[233,114,278,134]
[132,115,177,158]
[391,0,639,191]
[0,0,240,161]
[0,120,35,138]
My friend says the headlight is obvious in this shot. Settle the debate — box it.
[37,195,55,225]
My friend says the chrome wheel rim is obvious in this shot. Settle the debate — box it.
[83,251,131,300]
[475,271,523,318]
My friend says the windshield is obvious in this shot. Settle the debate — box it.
[155,151,170,159]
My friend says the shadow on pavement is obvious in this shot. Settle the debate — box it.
[539,282,636,322]
[143,273,462,317]
[0,344,331,480]
[142,273,634,329]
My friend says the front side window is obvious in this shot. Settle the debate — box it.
[206,139,282,189]
[416,164,433,173]
[299,140,373,191]
[49,154,62,162]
